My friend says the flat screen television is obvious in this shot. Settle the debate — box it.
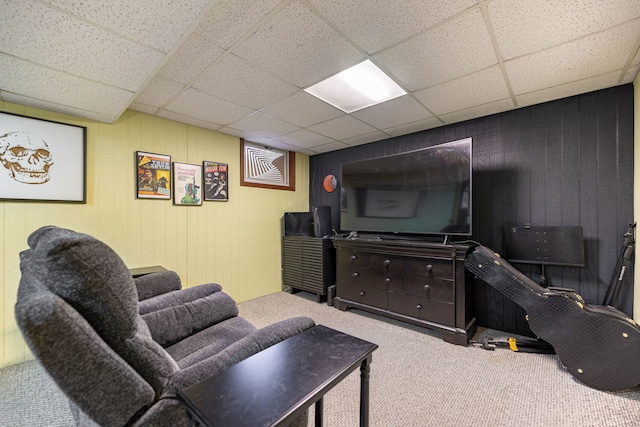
[340,138,472,238]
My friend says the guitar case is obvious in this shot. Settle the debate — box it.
[465,245,640,391]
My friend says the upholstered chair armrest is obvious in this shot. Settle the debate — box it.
[139,283,223,315]
[141,290,239,347]
[166,316,316,392]
[135,271,182,301]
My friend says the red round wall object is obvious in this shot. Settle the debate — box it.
[323,174,337,192]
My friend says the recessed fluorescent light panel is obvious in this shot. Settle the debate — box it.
[304,60,407,113]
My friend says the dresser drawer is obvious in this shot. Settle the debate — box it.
[388,293,455,327]
[336,263,377,288]
[337,250,370,268]
[369,254,405,272]
[402,276,454,303]
[338,283,388,309]
[373,271,403,291]
[405,259,453,280]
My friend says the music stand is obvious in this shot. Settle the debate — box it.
[503,225,585,286]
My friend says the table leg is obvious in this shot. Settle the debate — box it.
[315,397,323,427]
[359,355,372,427]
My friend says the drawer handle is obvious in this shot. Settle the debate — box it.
[426,264,433,271]
[359,291,365,297]
[424,284,431,291]
[351,255,357,261]
[383,259,391,266]
[416,304,423,310]
[384,277,391,284]
[352,272,359,278]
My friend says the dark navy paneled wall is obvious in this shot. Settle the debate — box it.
[309,84,634,335]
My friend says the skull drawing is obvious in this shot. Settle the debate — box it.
[0,131,54,184]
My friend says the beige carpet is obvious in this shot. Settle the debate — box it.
[239,291,640,427]
[2,290,639,426]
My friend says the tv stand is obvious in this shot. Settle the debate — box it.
[331,236,476,346]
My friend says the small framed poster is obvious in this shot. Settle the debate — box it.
[203,161,229,201]
[136,151,171,199]
[173,162,202,206]
[0,111,86,203]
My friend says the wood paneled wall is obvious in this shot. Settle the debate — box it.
[0,104,310,367]
[310,84,634,336]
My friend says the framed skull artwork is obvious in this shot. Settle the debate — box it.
[0,112,86,203]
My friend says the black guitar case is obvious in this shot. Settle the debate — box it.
[465,245,640,391]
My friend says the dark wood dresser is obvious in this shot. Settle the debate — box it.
[332,236,476,345]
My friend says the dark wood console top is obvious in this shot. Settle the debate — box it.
[331,235,475,257]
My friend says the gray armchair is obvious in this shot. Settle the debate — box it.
[15,225,315,426]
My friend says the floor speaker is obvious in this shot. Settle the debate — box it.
[312,206,332,238]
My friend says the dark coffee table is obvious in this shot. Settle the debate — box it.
[177,325,378,427]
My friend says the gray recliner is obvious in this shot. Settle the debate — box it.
[15,225,315,426]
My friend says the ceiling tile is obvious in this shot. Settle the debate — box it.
[414,66,510,115]
[1,1,164,91]
[165,88,254,125]
[309,141,351,154]
[227,112,300,140]
[343,131,391,147]
[351,95,432,130]
[232,0,365,88]
[0,54,133,119]
[308,115,377,140]
[135,76,185,108]
[506,19,640,95]
[383,117,444,137]
[275,129,335,149]
[258,138,302,152]
[439,98,514,125]
[2,0,639,154]
[156,109,222,131]
[128,102,158,116]
[309,0,478,54]
[373,8,497,91]
[1,92,118,123]
[260,91,344,127]
[515,71,622,108]
[158,33,225,85]
[191,54,298,110]
[489,0,640,60]
[624,64,640,83]
[193,0,284,50]
[41,0,212,52]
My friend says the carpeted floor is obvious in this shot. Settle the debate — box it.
[2,290,640,426]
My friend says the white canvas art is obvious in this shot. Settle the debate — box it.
[0,112,86,202]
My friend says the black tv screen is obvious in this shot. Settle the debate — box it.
[340,138,472,237]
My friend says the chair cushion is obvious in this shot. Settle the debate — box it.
[23,225,139,339]
[135,270,182,301]
[165,316,257,368]
[142,290,239,347]
[139,282,223,315]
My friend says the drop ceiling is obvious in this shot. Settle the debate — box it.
[1,0,639,155]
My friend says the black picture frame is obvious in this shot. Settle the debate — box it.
[0,111,86,203]
[136,151,172,200]
[203,161,229,201]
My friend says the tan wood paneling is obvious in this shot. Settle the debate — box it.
[0,103,309,367]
